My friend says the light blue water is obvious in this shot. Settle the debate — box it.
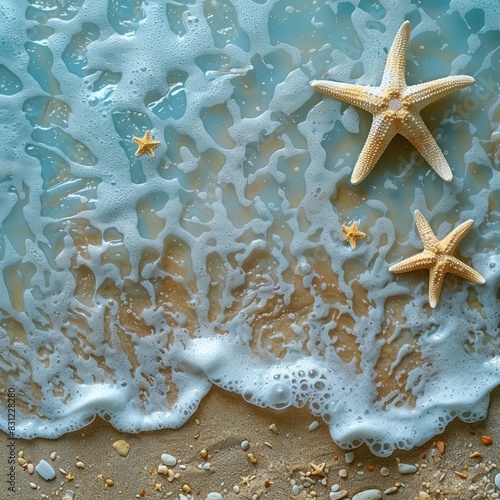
[0,0,498,456]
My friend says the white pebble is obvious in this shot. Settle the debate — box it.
[240,440,249,450]
[30,482,37,489]
[308,420,320,431]
[339,468,347,478]
[206,494,223,500]
[62,491,75,500]
[331,484,340,492]
[352,489,382,500]
[345,452,355,464]
[384,487,398,494]
[495,473,500,489]
[50,452,57,461]
[161,454,177,467]
[486,483,495,494]
[292,484,300,495]
[398,463,417,474]
[27,463,34,474]
[233,485,240,493]
[35,459,56,481]
[203,463,211,470]
[330,490,348,500]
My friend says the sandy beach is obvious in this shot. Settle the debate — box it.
[6,385,500,499]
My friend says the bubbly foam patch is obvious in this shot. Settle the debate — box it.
[0,0,499,456]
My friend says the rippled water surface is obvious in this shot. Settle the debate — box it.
[0,0,499,455]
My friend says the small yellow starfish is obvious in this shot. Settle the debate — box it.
[342,221,366,249]
[389,210,485,308]
[240,474,254,486]
[132,130,161,156]
[311,21,474,184]
[309,462,327,477]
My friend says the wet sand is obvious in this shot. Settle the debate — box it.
[7,385,500,499]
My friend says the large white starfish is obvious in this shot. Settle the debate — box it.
[311,21,474,185]
[389,210,485,308]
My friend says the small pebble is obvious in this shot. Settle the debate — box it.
[418,493,431,500]
[76,461,84,468]
[62,491,74,500]
[206,493,223,500]
[30,482,37,489]
[202,463,211,470]
[436,440,445,454]
[200,449,208,458]
[398,463,417,474]
[352,489,382,500]
[182,484,191,494]
[240,440,250,450]
[481,435,493,446]
[380,467,389,476]
[50,452,57,460]
[35,459,56,481]
[27,463,34,474]
[292,484,300,495]
[247,453,257,463]
[308,421,320,431]
[106,479,114,486]
[161,454,177,466]
[330,490,347,500]
[486,483,495,494]
[495,472,500,489]
[233,485,240,493]
[157,465,169,475]
[18,451,24,458]
[339,469,347,478]
[18,457,26,466]
[345,452,355,464]
[112,440,131,457]
[384,486,398,494]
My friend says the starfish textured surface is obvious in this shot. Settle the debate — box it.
[389,210,485,308]
[311,21,474,184]
[132,130,161,156]
[342,221,366,248]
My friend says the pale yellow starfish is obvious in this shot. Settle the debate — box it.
[342,221,366,249]
[132,130,161,156]
[309,462,327,477]
[311,21,474,184]
[389,210,485,308]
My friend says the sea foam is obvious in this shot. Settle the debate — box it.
[0,0,499,456]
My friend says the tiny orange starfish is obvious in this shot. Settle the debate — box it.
[342,221,366,249]
[389,210,485,308]
[132,130,161,156]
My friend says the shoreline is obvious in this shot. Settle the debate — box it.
[6,385,500,499]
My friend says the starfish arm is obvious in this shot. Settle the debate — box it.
[388,249,436,274]
[446,256,486,284]
[351,114,397,184]
[310,80,385,114]
[413,210,440,252]
[381,21,411,89]
[428,264,446,308]
[439,219,473,254]
[399,113,453,181]
[404,76,475,110]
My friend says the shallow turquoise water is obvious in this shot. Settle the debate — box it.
[0,0,499,455]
